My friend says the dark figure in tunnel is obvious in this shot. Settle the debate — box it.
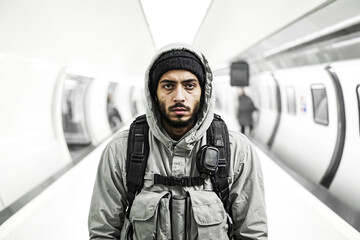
[237,88,257,135]
[107,94,122,131]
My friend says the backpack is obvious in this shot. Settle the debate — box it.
[125,114,230,218]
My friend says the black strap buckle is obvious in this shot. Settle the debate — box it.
[154,174,204,187]
[172,176,186,186]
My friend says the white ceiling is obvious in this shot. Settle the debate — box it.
[194,0,329,69]
[0,0,332,83]
[0,0,156,83]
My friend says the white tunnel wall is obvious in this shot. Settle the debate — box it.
[271,66,339,184]
[0,54,71,209]
[113,83,135,125]
[212,75,240,131]
[250,72,279,146]
[328,60,360,211]
[85,79,112,146]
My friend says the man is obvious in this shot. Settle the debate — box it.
[88,43,268,239]
[237,88,258,135]
[107,94,122,132]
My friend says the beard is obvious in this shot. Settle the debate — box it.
[158,101,201,129]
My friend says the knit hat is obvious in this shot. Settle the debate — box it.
[149,49,205,100]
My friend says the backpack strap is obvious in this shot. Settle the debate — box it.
[125,114,149,218]
[207,114,231,212]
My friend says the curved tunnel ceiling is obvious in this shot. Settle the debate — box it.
[193,0,329,69]
[0,0,156,83]
[0,0,333,83]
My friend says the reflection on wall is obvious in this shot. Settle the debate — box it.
[61,74,93,145]
[107,82,122,132]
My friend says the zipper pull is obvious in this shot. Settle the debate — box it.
[168,142,177,155]
[168,142,174,151]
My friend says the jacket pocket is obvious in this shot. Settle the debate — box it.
[129,190,170,240]
[188,190,229,240]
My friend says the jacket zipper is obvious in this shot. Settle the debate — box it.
[168,142,176,155]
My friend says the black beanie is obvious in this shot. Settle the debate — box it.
[149,49,205,100]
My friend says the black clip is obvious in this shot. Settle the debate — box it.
[171,176,186,186]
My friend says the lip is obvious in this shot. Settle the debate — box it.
[173,111,187,115]
[170,107,188,115]
[171,107,187,111]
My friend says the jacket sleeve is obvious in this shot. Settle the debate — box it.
[229,133,268,240]
[88,135,128,240]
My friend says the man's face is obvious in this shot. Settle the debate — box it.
[156,69,202,129]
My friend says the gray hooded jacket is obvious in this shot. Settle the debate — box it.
[88,43,268,239]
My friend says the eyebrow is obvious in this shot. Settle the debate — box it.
[159,79,176,84]
[159,78,198,84]
[182,78,198,83]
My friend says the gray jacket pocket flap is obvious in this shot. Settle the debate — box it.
[130,190,169,221]
[188,190,226,226]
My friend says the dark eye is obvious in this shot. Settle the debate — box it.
[186,83,195,89]
[163,84,173,90]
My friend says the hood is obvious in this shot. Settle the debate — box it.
[144,43,215,149]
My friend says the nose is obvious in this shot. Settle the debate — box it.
[173,85,185,103]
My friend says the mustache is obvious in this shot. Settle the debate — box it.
[168,103,190,111]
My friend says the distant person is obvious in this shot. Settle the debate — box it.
[107,95,122,131]
[62,92,76,133]
[88,44,267,239]
[237,88,257,135]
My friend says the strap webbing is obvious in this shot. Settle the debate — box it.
[126,114,149,217]
[207,114,231,211]
[207,114,230,177]
[154,174,204,187]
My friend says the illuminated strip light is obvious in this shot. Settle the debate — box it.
[141,0,211,50]
[329,37,360,49]
[261,15,360,59]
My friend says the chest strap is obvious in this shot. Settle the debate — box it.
[154,174,204,187]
